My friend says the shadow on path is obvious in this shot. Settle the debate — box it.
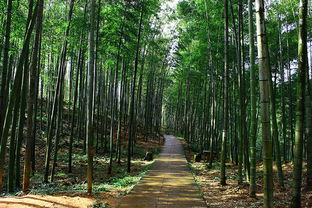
[118,135,207,208]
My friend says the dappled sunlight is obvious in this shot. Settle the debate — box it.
[0,194,95,208]
[118,135,206,208]
[183,147,312,208]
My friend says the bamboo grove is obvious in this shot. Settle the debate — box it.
[163,0,311,207]
[0,0,168,195]
[0,0,311,207]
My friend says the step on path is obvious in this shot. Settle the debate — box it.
[117,135,207,208]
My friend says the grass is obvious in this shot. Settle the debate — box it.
[151,146,161,155]
[27,142,157,197]
[173,133,184,138]
[91,200,109,208]
[30,160,153,196]
[186,162,206,198]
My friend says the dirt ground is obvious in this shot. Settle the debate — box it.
[179,138,312,208]
[0,194,111,208]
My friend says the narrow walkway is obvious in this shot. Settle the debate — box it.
[118,135,207,208]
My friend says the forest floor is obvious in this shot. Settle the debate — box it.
[0,125,164,208]
[179,137,312,208]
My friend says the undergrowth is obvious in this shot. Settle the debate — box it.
[30,161,153,195]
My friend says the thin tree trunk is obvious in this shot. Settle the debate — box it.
[7,67,22,192]
[14,63,29,189]
[32,40,43,174]
[255,0,273,207]
[268,69,284,188]
[86,0,95,194]
[220,0,229,186]
[68,44,83,173]
[50,74,65,182]
[209,79,216,168]
[248,0,257,197]
[306,44,312,188]
[128,4,144,173]
[290,0,307,206]
[278,13,287,162]
[116,58,126,164]
[108,67,116,175]
[0,0,13,137]
[23,0,44,192]
[306,86,312,189]
[286,21,294,162]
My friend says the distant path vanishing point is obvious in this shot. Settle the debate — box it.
[118,135,207,208]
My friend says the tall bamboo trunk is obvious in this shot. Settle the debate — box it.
[290,0,307,206]
[23,0,44,192]
[255,0,273,207]
[68,42,83,173]
[86,0,95,194]
[127,5,144,173]
[220,0,229,186]
[0,0,13,137]
[268,69,284,188]
[248,0,257,198]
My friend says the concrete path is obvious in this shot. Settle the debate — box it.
[117,135,207,208]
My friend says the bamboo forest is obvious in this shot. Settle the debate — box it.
[0,0,311,207]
